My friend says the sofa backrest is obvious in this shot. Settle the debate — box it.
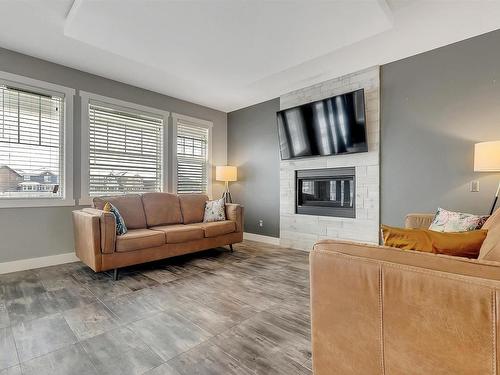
[479,207,500,261]
[93,194,147,229]
[142,192,183,227]
[482,207,500,231]
[179,194,209,224]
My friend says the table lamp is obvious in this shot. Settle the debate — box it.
[474,141,500,214]
[216,166,237,203]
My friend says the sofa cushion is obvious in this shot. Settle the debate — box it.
[115,229,165,252]
[150,224,204,244]
[179,194,209,224]
[93,194,147,229]
[142,193,183,227]
[200,220,236,238]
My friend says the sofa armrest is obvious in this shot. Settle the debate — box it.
[404,213,435,229]
[72,210,103,271]
[310,239,500,375]
[82,208,116,254]
[225,203,244,232]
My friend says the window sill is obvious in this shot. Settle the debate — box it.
[0,198,76,209]
[78,197,93,206]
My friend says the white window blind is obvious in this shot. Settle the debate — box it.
[0,85,64,199]
[176,121,209,194]
[88,102,163,196]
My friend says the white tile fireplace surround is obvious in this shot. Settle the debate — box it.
[279,66,380,251]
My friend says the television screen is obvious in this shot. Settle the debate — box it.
[277,89,368,160]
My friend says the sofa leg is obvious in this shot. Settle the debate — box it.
[112,268,119,281]
[229,244,234,252]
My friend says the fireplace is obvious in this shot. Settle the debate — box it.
[296,167,355,218]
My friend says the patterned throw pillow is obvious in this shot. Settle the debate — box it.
[103,202,128,235]
[203,198,226,222]
[429,207,489,233]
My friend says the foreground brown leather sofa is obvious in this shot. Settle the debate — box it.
[310,212,500,375]
[72,193,243,278]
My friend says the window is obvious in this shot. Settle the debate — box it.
[88,103,164,196]
[80,92,168,204]
[173,114,212,195]
[0,72,74,208]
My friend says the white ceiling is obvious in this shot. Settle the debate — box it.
[0,0,499,112]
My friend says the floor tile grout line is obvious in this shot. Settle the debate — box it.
[12,328,78,368]
[74,341,102,375]
[0,364,22,375]
[127,262,272,370]
[60,251,253,370]
[10,288,227,366]
[78,332,122,375]
[17,342,101,375]
[7,324,21,372]
[4,267,101,329]
[1,243,312,374]
[121,323,183,375]
[160,282,286,363]
[164,299,311,375]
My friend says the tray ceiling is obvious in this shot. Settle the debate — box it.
[0,1,499,111]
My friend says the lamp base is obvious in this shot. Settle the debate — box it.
[490,181,500,215]
[221,180,233,203]
[222,190,233,204]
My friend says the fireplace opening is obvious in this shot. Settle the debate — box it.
[296,167,355,218]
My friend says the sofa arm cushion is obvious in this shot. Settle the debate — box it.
[82,208,116,254]
[225,204,244,232]
[313,239,500,281]
[72,210,102,271]
[404,213,435,229]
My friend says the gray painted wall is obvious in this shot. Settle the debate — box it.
[0,47,227,263]
[227,98,280,237]
[381,30,500,226]
[4,28,500,261]
[228,30,500,236]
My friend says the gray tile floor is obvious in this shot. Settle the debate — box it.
[0,240,311,375]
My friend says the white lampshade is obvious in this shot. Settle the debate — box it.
[474,141,500,172]
[216,166,237,182]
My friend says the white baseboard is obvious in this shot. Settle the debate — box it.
[243,232,280,245]
[0,252,79,275]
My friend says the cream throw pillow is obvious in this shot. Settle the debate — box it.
[429,207,489,232]
[203,198,226,222]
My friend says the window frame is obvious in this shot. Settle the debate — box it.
[0,71,75,208]
[172,113,213,198]
[79,91,169,205]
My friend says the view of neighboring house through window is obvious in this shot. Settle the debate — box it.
[0,85,64,198]
[88,101,164,196]
[175,117,211,194]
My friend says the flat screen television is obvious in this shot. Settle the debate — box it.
[277,89,368,160]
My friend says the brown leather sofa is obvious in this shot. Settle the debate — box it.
[310,211,500,375]
[72,193,243,279]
